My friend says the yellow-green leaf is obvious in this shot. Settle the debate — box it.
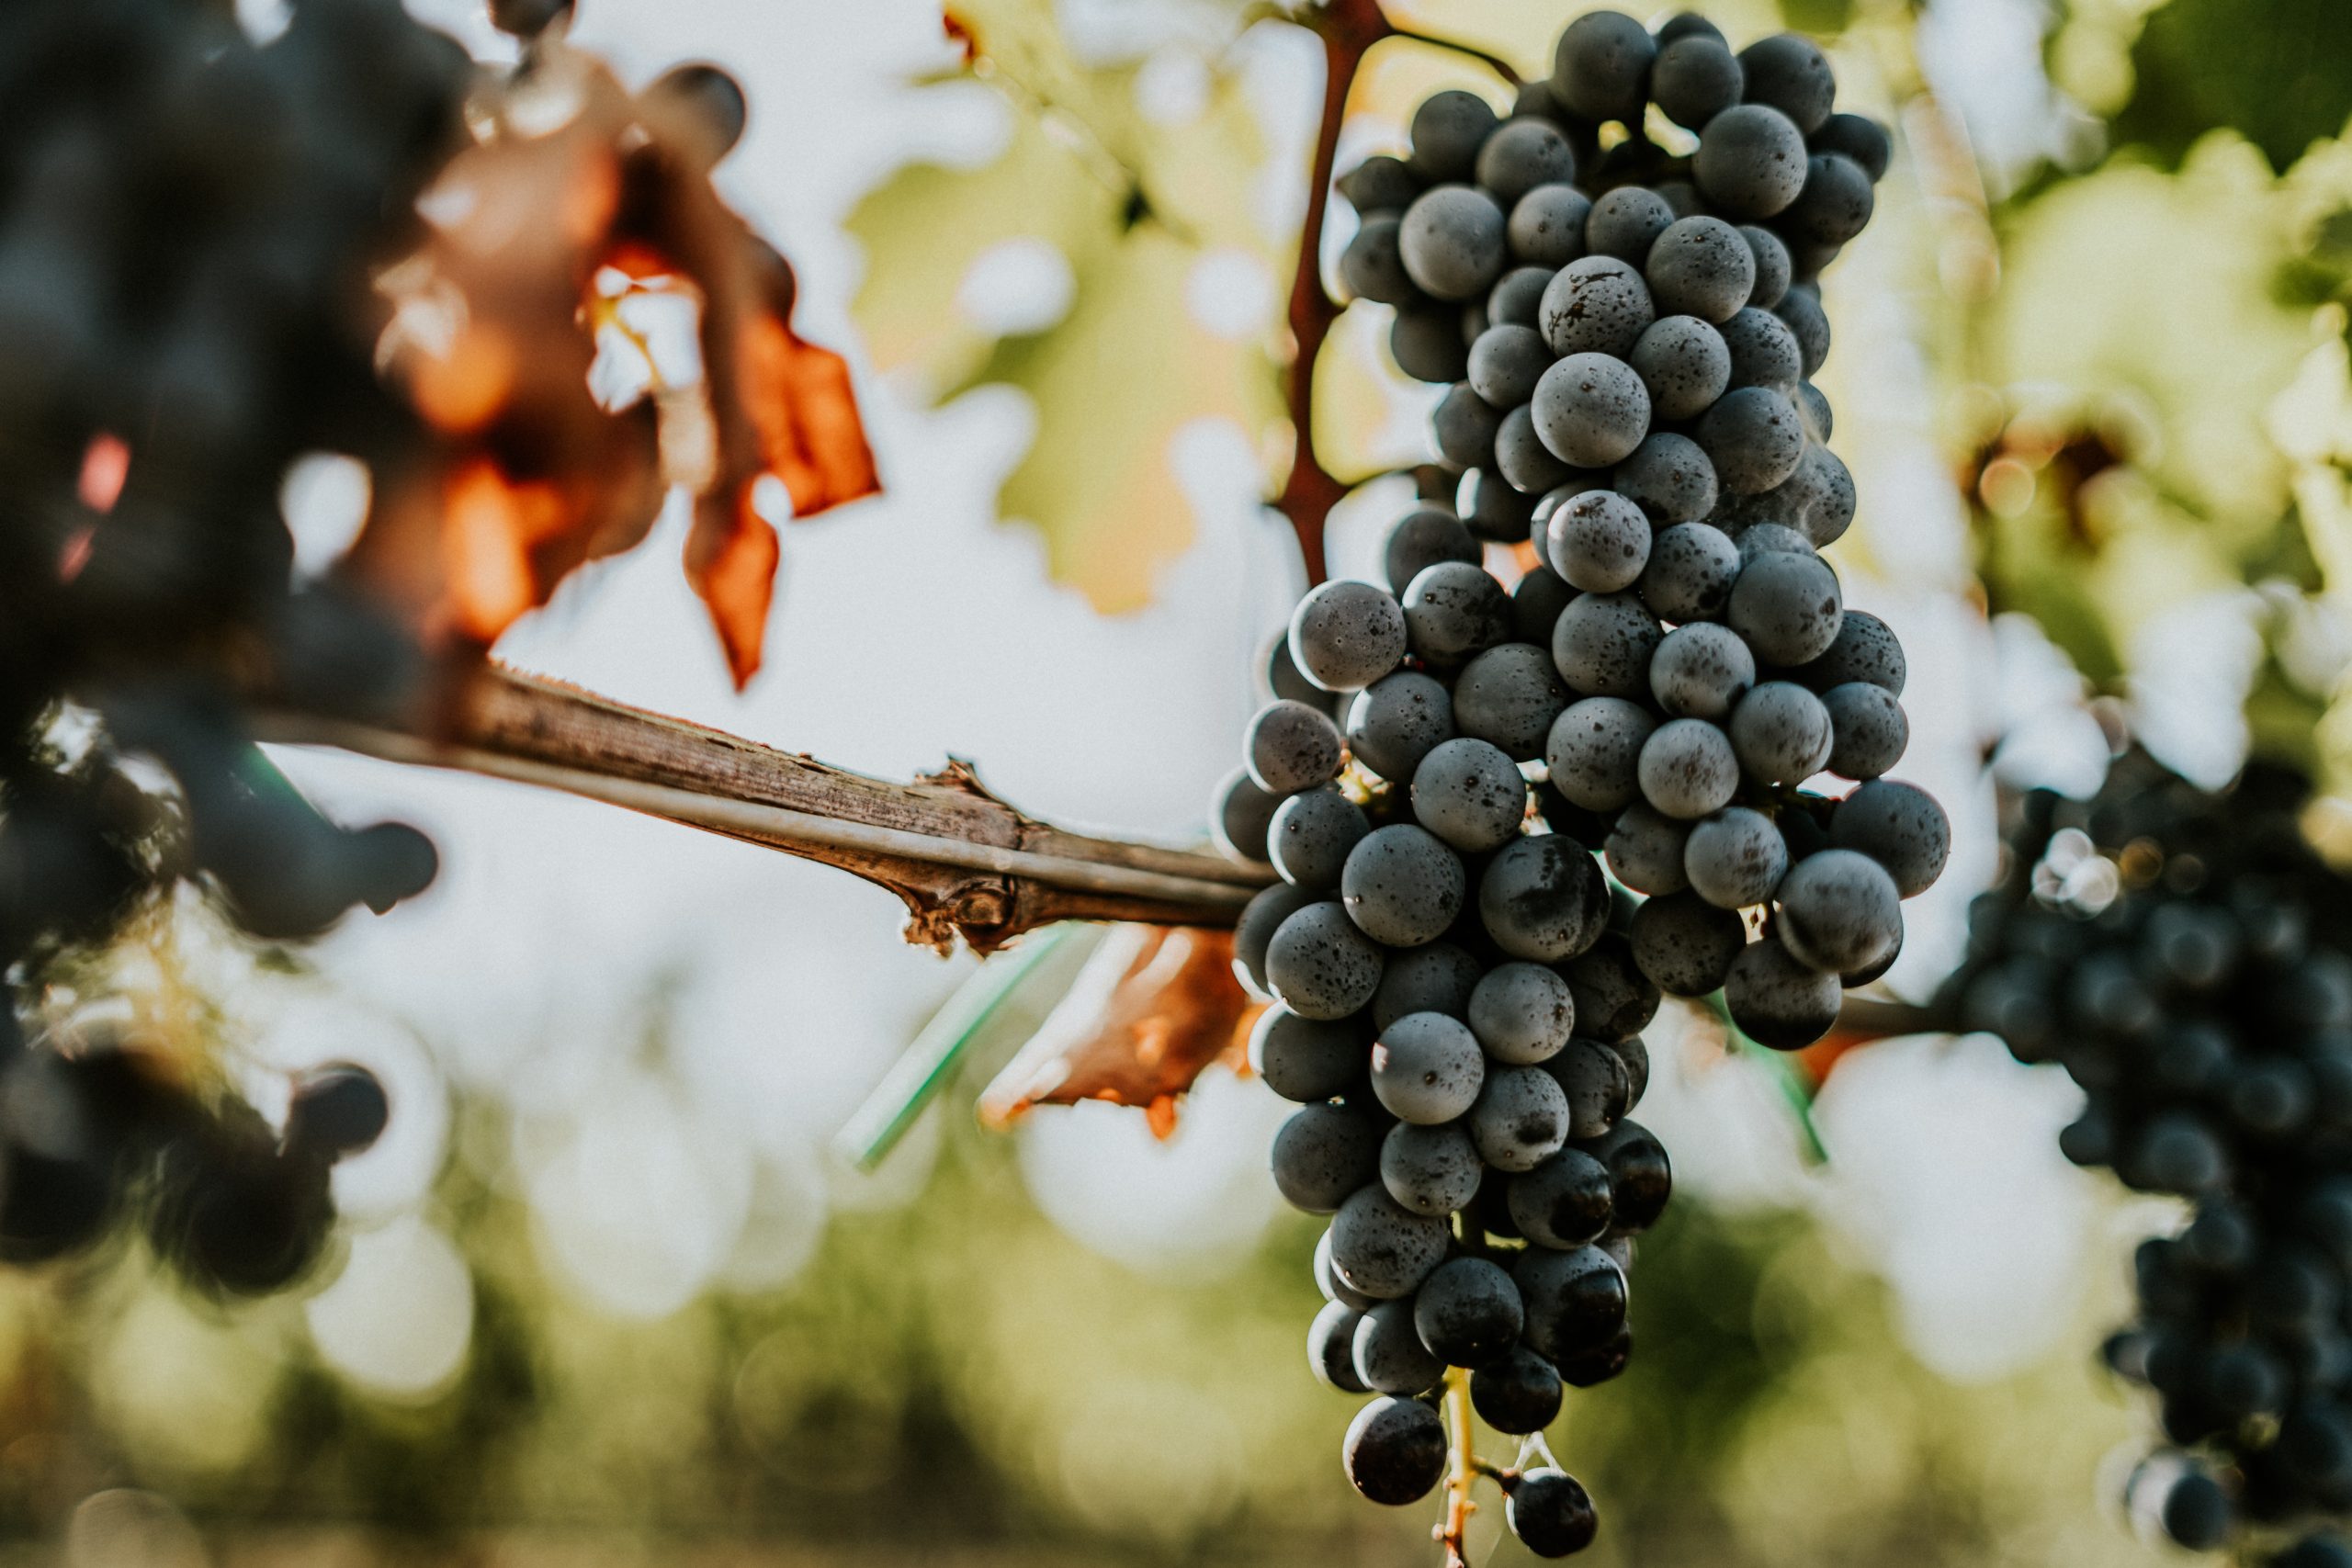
[846,0,1283,611]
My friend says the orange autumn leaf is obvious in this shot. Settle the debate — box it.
[687,485,783,687]
[978,925,1259,1134]
[737,306,876,519]
[343,40,878,689]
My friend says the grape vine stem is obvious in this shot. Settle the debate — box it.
[1440,1370,1480,1568]
[1279,2,1524,585]
[255,662,1271,954]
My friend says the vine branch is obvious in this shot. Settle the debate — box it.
[1387,28,1522,85]
[1276,0,1388,586]
[1276,4,1529,586]
[255,663,1269,955]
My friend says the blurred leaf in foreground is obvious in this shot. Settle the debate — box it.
[358,44,877,689]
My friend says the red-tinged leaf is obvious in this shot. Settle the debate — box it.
[336,39,876,685]
[687,485,782,690]
[944,9,978,64]
[736,308,877,519]
[978,924,1260,1134]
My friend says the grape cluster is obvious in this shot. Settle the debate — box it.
[0,0,483,1286]
[1942,752,2352,1564]
[1338,8,1885,553]
[1211,12,1949,1553]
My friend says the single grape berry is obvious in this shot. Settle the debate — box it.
[1468,962,1577,1065]
[1269,789,1370,892]
[1489,265,1558,329]
[1630,890,1747,996]
[1336,154,1420,215]
[1726,547,1843,665]
[1453,643,1572,761]
[1742,224,1794,310]
[1213,768,1280,863]
[1479,836,1611,963]
[1636,717,1740,820]
[1532,353,1653,469]
[1695,385,1806,494]
[1649,622,1756,721]
[1604,802,1692,896]
[1516,1243,1628,1360]
[1724,936,1840,1048]
[1510,1146,1614,1248]
[1352,1296,1449,1395]
[1718,306,1804,394]
[1408,90,1501,183]
[1411,737,1527,854]
[1290,580,1408,692]
[1476,118,1578,205]
[1400,186,1510,301]
[1539,256,1656,359]
[1245,701,1343,795]
[1587,186,1677,265]
[1309,1299,1369,1392]
[1546,1038,1634,1139]
[1510,185,1594,268]
[1774,848,1902,975]
[1234,883,1314,993]
[1272,1101,1384,1213]
[1553,592,1664,702]
[1403,560,1512,667]
[1372,942,1485,1032]
[1684,806,1790,909]
[1380,1120,1485,1216]
[1341,214,1415,305]
[1414,1256,1524,1366]
[1653,34,1744,131]
[1738,33,1837,134]
[1693,104,1810,219]
[1371,1006,1487,1130]
[1822,681,1909,779]
[1265,900,1386,1020]
[1551,11,1656,123]
[1470,1064,1572,1172]
[1343,824,1468,948]
[1727,681,1834,784]
[1508,1468,1600,1558]
[1343,1394,1449,1506]
[1628,315,1732,423]
[1329,1185,1452,1300]
[1472,1345,1564,1434]
[1613,432,1720,525]
[1384,506,1482,593]
[1250,1007,1363,1103]
[1547,490,1653,593]
[1645,217,1756,323]
[1349,671,1455,784]
[1546,697,1656,813]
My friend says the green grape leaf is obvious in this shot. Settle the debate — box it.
[2110,0,2352,173]
[1977,148,2317,674]
[847,2,1283,613]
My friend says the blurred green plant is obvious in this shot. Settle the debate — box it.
[847,0,1281,613]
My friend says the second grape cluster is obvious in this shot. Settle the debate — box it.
[1208,8,1951,1557]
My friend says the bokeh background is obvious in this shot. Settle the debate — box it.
[21,0,2352,1562]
